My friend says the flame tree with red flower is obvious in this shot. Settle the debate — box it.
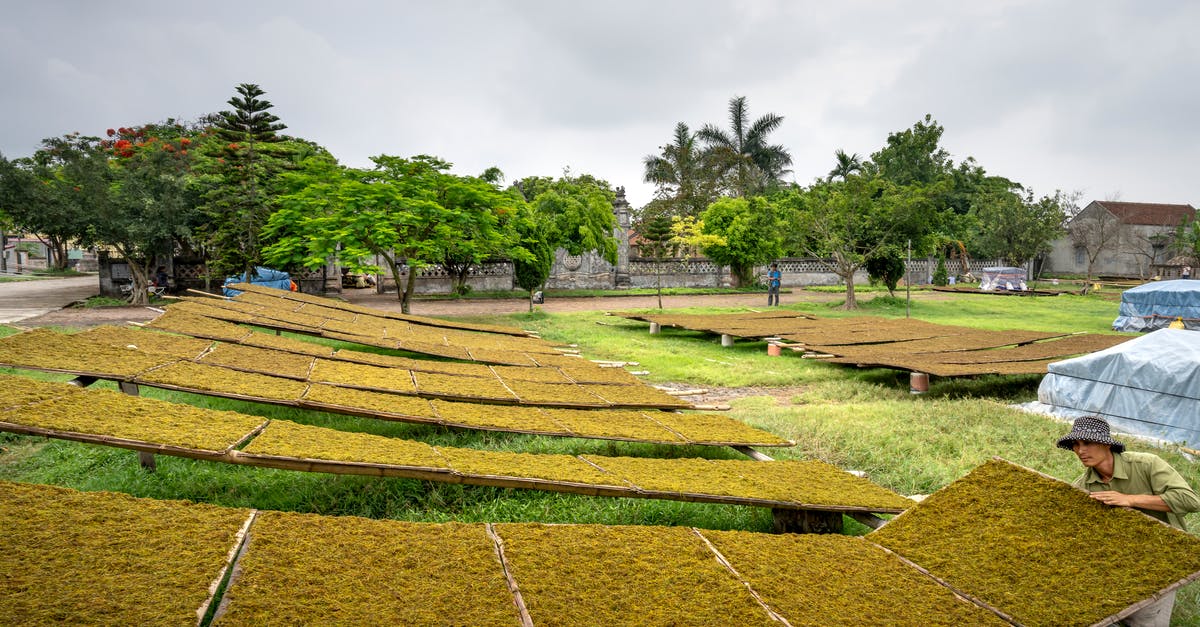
[46,123,200,304]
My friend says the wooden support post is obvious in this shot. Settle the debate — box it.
[138,451,157,471]
[721,334,734,347]
[649,322,660,334]
[731,445,774,462]
[117,382,154,472]
[773,508,844,534]
[848,512,888,530]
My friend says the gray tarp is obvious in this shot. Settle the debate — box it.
[1037,328,1200,445]
[1112,279,1200,332]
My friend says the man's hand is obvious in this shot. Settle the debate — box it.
[1088,490,1171,512]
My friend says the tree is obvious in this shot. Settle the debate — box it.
[86,125,199,305]
[969,181,1067,267]
[1175,216,1200,260]
[264,155,516,314]
[865,245,905,297]
[434,174,518,295]
[0,135,109,270]
[870,114,953,187]
[1068,203,1123,290]
[509,205,553,311]
[699,96,792,197]
[827,149,864,182]
[200,83,287,281]
[514,173,618,264]
[786,176,938,309]
[642,122,717,217]
[699,196,783,287]
[634,203,678,309]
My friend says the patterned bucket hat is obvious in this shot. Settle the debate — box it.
[1056,415,1126,454]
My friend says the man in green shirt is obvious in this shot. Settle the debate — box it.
[1057,415,1200,626]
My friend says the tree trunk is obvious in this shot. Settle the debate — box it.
[842,275,858,309]
[384,257,408,312]
[127,262,151,306]
[402,265,418,315]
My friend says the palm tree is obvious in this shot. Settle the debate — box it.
[827,149,864,181]
[642,122,717,217]
[698,96,792,197]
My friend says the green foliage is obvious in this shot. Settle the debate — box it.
[0,135,108,271]
[698,96,792,197]
[865,246,905,296]
[511,205,555,308]
[642,122,718,217]
[264,155,516,314]
[1176,215,1200,259]
[197,83,289,280]
[827,149,864,182]
[870,114,952,187]
[932,255,949,285]
[969,182,1067,266]
[699,197,783,287]
[87,124,200,305]
[521,174,618,264]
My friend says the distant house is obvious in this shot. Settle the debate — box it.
[1043,201,1196,279]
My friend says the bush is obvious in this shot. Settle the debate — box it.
[932,256,949,286]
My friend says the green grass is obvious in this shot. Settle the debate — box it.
[1,289,1198,620]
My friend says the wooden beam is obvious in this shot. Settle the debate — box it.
[732,446,774,462]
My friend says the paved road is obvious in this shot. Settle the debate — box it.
[0,275,99,324]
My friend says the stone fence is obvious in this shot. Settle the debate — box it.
[97,252,1012,298]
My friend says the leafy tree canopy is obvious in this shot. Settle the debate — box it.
[699,196,783,287]
[514,172,618,264]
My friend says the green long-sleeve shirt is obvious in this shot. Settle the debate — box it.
[1073,451,1200,531]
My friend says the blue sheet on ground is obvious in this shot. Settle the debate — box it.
[222,267,292,297]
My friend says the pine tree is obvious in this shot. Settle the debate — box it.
[201,83,287,281]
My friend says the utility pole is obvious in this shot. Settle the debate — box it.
[906,239,911,318]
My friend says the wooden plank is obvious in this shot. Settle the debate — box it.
[485,524,535,627]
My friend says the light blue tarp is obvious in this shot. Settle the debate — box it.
[1037,328,1200,445]
[1112,280,1200,332]
[222,267,292,297]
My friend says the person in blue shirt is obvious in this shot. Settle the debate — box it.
[767,262,782,306]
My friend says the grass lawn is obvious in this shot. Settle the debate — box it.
[2,289,1198,621]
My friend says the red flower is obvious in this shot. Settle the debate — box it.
[106,128,116,137]
[179,138,191,146]
[227,143,240,150]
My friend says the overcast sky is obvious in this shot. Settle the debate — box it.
[2,1,1198,209]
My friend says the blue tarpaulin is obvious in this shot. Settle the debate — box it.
[1038,328,1200,445]
[222,267,292,297]
[1112,280,1200,332]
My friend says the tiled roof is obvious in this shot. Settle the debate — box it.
[1095,201,1196,225]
